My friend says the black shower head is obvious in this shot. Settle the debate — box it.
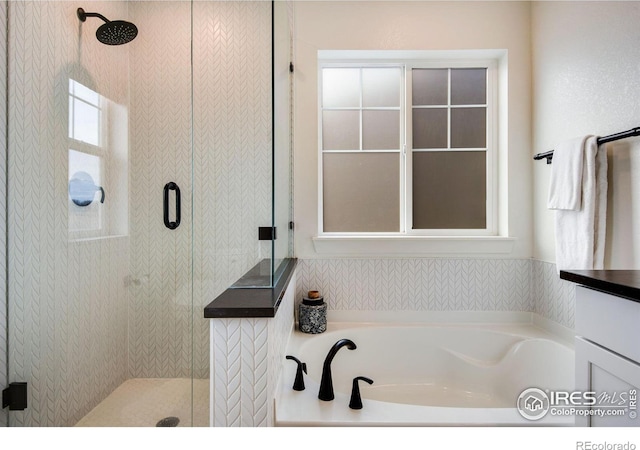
[77,7,138,46]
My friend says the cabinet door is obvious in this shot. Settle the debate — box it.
[575,337,640,427]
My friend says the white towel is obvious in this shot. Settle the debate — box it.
[548,136,588,211]
[549,135,608,271]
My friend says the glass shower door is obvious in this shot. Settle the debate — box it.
[5,0,197,427]
[4,0,279,428]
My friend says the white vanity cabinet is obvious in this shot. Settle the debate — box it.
[565,272,640,427]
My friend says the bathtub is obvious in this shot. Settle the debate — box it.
[276,317,575,426]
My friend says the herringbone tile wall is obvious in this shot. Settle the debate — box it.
[532,259,576,328]
[192,0,273,380]
[128,1,194,381]
[5,0,272,426]
[296,259,575,328]
[210,273,295,427]
[6,1,131,426]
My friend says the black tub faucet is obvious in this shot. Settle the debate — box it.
[318,338,357,401]
[285,355,307,391]
[349,376,374,410]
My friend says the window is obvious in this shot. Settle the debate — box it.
[67,79,129,241]
[319,53,498,238]
[68,79,106,237]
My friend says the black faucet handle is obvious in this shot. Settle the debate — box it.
[349,376,374,410]
[286,355,307,391]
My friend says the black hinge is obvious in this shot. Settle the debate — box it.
[258,226,277,241]
[289,221,294,231]
[2,382,28,411]
[289,62,294,73]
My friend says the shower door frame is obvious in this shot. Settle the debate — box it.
[0,0,8,429]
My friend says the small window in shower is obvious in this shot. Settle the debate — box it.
[69,79,102,147]
[67,79,129,240]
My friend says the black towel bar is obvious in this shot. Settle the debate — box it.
[533,127,640,164]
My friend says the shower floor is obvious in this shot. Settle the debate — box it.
[75,378,209,427]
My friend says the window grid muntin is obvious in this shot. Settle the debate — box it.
[320,64,404,233]
[321,66,402,153]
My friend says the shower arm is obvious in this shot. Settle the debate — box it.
[77,8,110,24]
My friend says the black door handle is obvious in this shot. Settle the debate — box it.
[163,182,181,230]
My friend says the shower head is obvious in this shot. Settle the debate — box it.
[77,7,138,46]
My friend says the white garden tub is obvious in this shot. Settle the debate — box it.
[276,317,575,426]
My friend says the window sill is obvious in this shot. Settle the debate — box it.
[312,235,516,257]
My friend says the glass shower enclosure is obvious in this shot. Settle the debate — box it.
[1,0,292,427]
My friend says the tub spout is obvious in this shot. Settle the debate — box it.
[318,338,357,401]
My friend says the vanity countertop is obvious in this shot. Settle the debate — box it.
[560,270,640,303]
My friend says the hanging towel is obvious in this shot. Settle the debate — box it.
[548,135,608,271]
[547,136,588,210]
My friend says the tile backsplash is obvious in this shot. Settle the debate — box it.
[296,258,575,328]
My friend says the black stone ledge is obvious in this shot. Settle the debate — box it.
[560,270,640,304]
[204,258,297,318]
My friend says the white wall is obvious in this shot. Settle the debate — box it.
[532,1,640,268]
[293,1,532,259]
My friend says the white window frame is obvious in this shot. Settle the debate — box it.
[68,79,109,239]
[405,59,498,237]
[318,53,499,240]
[318,62,406,236]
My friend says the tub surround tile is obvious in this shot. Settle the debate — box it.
[296,258,575,329]
[209,272,296,426]
[296,258,533,312]
[533,260,575,329]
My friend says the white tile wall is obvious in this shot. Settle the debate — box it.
[210,273,295,427]
[532,259,576,328]
[296,258,575,329]
[192,0,272,380]
[5,0,272,426]
[6,1,131,426]
[128,1,194,380]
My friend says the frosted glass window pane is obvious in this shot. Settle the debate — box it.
[322,110,359,150]
[323,153,399,232]
[363,110,399,150]
[451,108,486,148]
[362,68,400,107]
[413,151,486,229]
[73,98,100,146]
[413,108,447,149]
[451,68,486,105]
[322,68,360,108]
[412,69,447,105]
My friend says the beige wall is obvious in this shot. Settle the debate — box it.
[532,1,640,268]
[293,1,533,259]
